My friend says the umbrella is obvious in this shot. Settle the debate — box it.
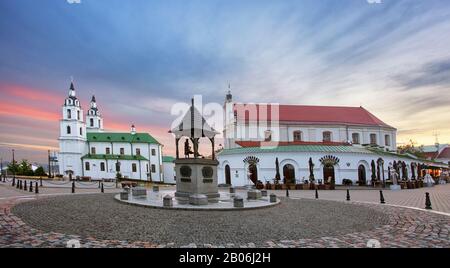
[308,157,315,181]
[275,157,281,183]
[371,160,377,181]
[402,161,408,180]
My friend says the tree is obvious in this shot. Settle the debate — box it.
[397,140,426,159]
[18,160,33,176]
[34,166,47,177]
[7,161,19,175]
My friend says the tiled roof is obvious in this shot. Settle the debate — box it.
[235,141,349,147]
[81,154,148,161]
[219,145,374,155]
[437,147,450,159]
[234,104,395,129]
[87,132,160,144]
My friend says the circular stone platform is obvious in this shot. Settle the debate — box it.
[11,194,391,246]
[114,190,280,210]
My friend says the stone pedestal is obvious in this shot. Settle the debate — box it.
[132,187,147,197]
[174,158,220,203]
[120,192,129,200]
[234,196,244,208]
[270,194,277,203]
[261,190,268,197]
[189,194,209,205]
[390,185,401,191]
[163,195,173,207]
[247,189,262,200]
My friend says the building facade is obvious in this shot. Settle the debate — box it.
[58,82,163,181]
[218,92,445,186]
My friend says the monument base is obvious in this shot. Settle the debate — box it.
[390,185,401,191]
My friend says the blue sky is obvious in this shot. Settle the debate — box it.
[0,0,450,162]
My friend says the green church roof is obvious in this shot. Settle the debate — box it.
[218,145,373,155]
[162,156,175,163]
[87,132,160,144]
[81,154,148,161]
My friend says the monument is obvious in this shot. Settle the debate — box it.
[170,98,220,205]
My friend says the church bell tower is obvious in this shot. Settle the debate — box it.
[86,95,104,132]
[58,82,88,177]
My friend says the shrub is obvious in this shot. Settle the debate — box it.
[342,179,353,186]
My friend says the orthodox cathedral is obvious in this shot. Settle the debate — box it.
[58,82,164,181]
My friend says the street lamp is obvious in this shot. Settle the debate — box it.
[12,149,16,185]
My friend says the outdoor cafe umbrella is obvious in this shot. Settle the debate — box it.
[275,157,281,183]
[411,162,416,179]
[308,157,315,181]
[371,160,377,181]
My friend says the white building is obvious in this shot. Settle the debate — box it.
[217,92,447,186]
[58,82,163,181]
[162,156,176,184]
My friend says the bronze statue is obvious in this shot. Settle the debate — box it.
[184,139,194,158]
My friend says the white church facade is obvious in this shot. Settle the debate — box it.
[217,92,447,186]
[58,82,163,181]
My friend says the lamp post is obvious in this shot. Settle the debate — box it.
[48,150,51,178]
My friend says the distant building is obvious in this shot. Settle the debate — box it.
[423,144,450,166]
[162,156,176,184]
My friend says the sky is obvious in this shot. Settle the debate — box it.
[0,0,450,163]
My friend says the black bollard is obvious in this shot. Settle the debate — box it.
[35,182,39,194]
[98,181,101,189]
[379,190,385,204]
[12,177,15,187]
[101,183,104,193]
[40,177,43,187]
[425,192,432,210]
[72,181,75,194]
[16,180,20,188]
[346,189,350,201]
[24,180,27,191]
[315,188,319,199]
[286,187,289,197]
[29,181,33,192]
[19,180,22,190]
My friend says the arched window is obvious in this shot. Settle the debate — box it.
[85,162,90,171]
[370,134,377,145]
[352,133,360,144]
[293,131,302,142]
[100,162,105,171]
[283,164,296,184]
[323,131,332,142]
[90,118,94,127]
[264,130,272,142]
[77,110,80,120]
[67,126,71,134]
[385,135,391,146]
[67,109,72,119]
[225,165,231,185]
[79,127,83,135]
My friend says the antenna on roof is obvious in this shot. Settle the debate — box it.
[433,131,440,146]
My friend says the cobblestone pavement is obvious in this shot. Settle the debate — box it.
[1,181,449,248]
[267,184,450,214]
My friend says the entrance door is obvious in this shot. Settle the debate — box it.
[283,164,295,184]
[248,164,258,184]
[225,165,231,185]
[358,165,366,185]
[323,164,335,183]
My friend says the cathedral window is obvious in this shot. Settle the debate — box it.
[106,147,110,154]
[132,163,137,172]
[120,148,124,155]
[385,135,391,146]
[67,126,71,134]
[352,133,360,144]
[77,111,80,120]
[264,130,272,142]
[151,164,156,173]
[151,149,156,156]
[79,127,83,135]
[85,162,90,171]
[90,118,94,127]
[146,164,149,173]
[100,162,105,171]
[116,162,121,172]
[91,147,96,154]
[136,148,141,156]
[98,120,101,128]
[370,134,377,145]
[67,109,71,119]
[293,131,302,142]
[323,131,332,142]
